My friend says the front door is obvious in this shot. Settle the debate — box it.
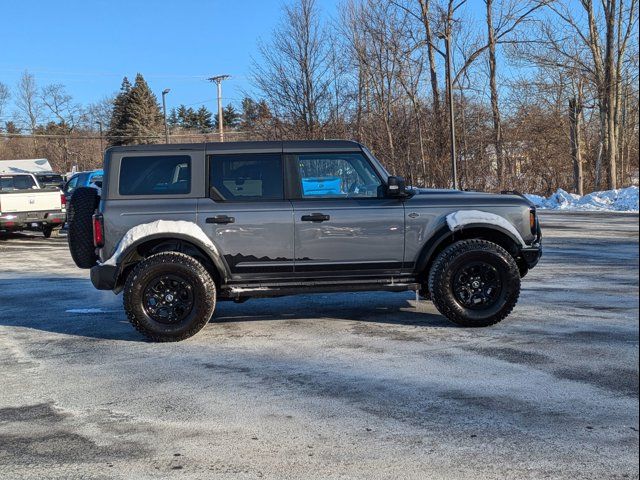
[288,152,405,278]
[197,152,294,282]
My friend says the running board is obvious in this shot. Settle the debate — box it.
[220,281,420,299]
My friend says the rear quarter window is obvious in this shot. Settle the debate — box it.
[119,155,191,196]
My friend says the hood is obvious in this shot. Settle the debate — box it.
[405,187,534,208]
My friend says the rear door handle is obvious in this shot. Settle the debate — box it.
[301,213,330,222]
[206,215,235,224]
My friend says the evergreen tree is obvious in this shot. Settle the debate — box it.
[240,97,258,129]
[4,121,21,134]
[125,73,164,144]
[215,103,240,129]
[240,97,272,131]
[171,104,213,132]
[167,107,179,128]
[106,74,163,146]
[195,106,213,131]
[106,77,132,146]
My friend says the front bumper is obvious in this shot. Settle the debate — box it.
[521,244,542,269]
[90,264,118,290]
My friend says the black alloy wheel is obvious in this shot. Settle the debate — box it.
[142,274,195,324]
[451,261,503,310]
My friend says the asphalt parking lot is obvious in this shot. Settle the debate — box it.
[0,212,638,479]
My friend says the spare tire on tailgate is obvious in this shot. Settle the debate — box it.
[68,187,100,269]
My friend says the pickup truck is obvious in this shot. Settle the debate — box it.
[0,173,67,237]
[66,140,541,342]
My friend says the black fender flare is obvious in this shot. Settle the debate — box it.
[112,232,230,285]
[414,220,524,277]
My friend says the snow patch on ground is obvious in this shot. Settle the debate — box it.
[101,220,218,266]
[525,186,638,212]
[446,210,526,246]
[66,308,113,314]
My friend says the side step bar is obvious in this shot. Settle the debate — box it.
[220,281,420,299]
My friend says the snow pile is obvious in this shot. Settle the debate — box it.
[446,210,526,246]
[101,220,218,266]
[525,186,638,212]
[66,308,114,314]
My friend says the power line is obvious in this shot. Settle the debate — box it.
[0,131,252,140]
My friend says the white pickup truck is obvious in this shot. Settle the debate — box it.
[0,173,67,237]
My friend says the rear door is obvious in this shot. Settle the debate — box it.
[196,148,294,281]
[288,151,405,278]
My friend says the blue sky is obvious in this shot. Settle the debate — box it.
[0,0,338,117]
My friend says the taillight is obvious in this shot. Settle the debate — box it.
[60,192,66,211]
[530,208,537,235]
[93,213,104,248]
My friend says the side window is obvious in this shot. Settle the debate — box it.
[119,155,191,196]
[64,176,79,194]
[209,153,283,201]
[295,153,383,199]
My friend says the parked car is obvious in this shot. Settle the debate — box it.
[66,140,542,342]
[0,173,67,237]
[63,170,103,201]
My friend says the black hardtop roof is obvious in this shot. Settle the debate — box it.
[107,139,363,154]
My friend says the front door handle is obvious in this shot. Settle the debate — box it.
[206,215,235,224]
[301,213,330,222]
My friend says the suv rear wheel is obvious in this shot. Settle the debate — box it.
[428,239,520,327]
[123,252,217,342]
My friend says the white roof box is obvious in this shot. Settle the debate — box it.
[0,158,53,174]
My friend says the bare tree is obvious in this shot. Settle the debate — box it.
[544,0,638,189]
[569,79,585,195]
[0,82,10,124]
[39,83,85,171]
[15,71,42,134]
[251,0,333,138]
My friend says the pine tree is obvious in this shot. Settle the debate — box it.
[106,77,132,146]
[167,107,179,128]
[106,74,163,146]
[215,103,240,129]
[125,73,164,144]
[195,106,213,131]
[240,97,258,130]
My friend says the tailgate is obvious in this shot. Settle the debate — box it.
[0,190,62,213]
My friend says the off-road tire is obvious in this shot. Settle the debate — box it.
[67,187,99,268]
[42,226,58,238]
[123,252,216,342]
[428,239,520,327]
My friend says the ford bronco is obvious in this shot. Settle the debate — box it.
[67,140,541,341]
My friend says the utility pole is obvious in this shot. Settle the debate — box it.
[95,121,104,153]
[161,88,171,144]
[442,32,458,190]
[207,75,230,142]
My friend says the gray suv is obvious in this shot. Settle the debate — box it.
[67,140,541,341]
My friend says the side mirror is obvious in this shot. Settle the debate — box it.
[386,176,408,198]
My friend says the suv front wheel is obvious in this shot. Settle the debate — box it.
[123,252,217,341]
[428,239,521,327]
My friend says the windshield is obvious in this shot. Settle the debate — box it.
[0,175,38,191]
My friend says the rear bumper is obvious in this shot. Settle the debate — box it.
[90,264,118,290]
[0,211,66,229]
